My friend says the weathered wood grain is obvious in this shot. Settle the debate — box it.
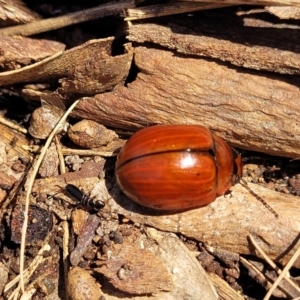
[110,182,300,268]
[72,47,300,158]
[128,22,300,75]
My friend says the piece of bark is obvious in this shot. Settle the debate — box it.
[0,38,133,94]
[95,244,173,295]
[154,235,218,300]
[97,234,218,299]
[10,204,53,244]
[72,47,300,158]
[71,210,89,235]
[108,182,300,268]
[127,20,300,74]
[70,214,101,266]
[32,161,105,195]
[0,172,17,190]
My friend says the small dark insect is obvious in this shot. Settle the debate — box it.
[66,184,105,210]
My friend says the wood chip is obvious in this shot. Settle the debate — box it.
[95,244,173,295]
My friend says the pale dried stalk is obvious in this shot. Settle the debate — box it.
[208,273,244,300]
[5,242,50,299]
[240,257,275,292]
[248,235,300,297]
[264,242,300,300]
[18,100,79,293]
[19,288,36,300]
[183,0,300,7]
[0,1,134,37]
[22,145,117,157]
[125,2,231,20]
[61,149,117,157]
[62,221,70,300]
[0,116,27,134]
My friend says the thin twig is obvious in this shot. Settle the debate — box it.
[240,257,274,290]
[18,100,79,293]
[23,145,117,157]
[0,1,134,37]
[249,234,300,297]
[62,221,70,300]
[125,2,231,20]
[61,149,117,157]
[263,239,300,300]
[183,0,300,7]
[5,242,51,298]
[0,116,27,134]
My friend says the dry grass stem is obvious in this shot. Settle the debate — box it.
[125,2,231,20]
[62,221,70,300]
[0,116,27,134]
[248,235,300,296]
[263,240,300,299]
[18,100,79,294]
[0,1,134,37]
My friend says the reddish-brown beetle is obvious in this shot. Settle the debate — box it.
[115,125,242,210]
